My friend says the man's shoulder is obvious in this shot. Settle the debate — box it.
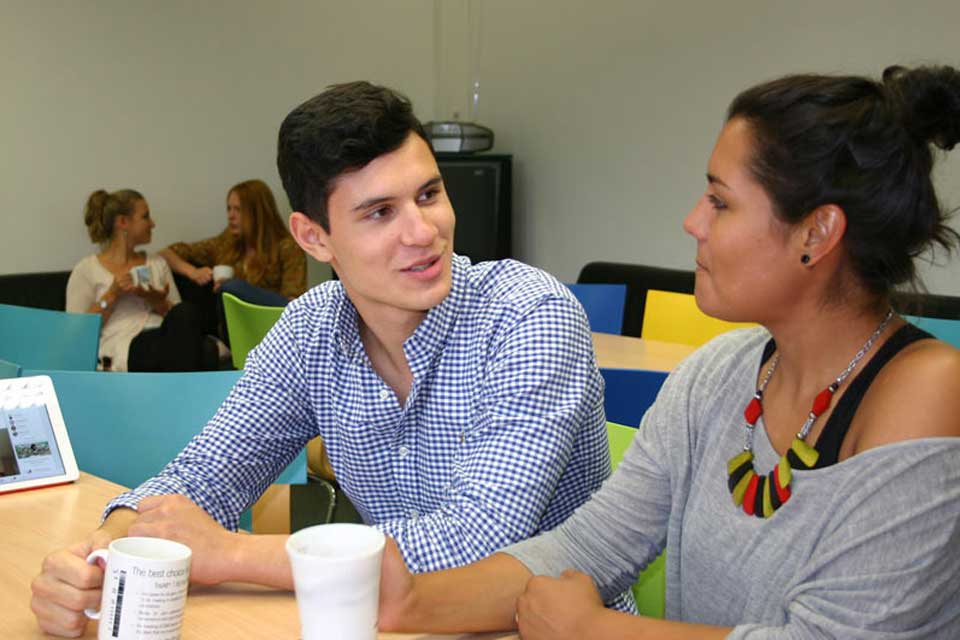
[284,279,346,322]
[460,258,574,314]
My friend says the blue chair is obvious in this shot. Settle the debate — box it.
[20,368,306,530]
[600,367,668,427]
[905,315,960,349]
[0,358,21,379]
[566,283,627,334]
[0,303,100,370]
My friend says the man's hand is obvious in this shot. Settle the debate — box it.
[30,525,124,638]
[190,266,214,286]
[377,537,416,631]
[130,495,240,586]
[515,570,606,640]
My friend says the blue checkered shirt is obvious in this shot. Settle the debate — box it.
[107,256,631,608]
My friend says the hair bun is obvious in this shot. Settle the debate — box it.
[883,65,960,151]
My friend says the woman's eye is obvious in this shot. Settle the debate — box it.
[707,194,727,211]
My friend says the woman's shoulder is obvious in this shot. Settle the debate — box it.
[70,253,100,273]
[855,336,960,449]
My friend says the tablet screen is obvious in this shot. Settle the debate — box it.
[0,375,78,493]
[0,403,67,485]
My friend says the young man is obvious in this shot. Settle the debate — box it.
[31,82,625,638]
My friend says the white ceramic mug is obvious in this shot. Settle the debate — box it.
[286,524,385,640]
[129,265,152,289]
[212,264,234,282]
[85,537,192,640]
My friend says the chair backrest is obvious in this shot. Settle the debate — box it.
[565,283,627,334]
[606,421,665,619]
[221,293,285,369]
[0,271,71,310]
[600,367,668,427]
[0,358,21,379]
[19,368,305,489]
[0,303,100,370]
[905,315,960,349]
[641,290,754,347]
[577,262,695,337]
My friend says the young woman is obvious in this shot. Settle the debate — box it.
[378,65,960,638]
[66,189,218,372]
[159,179,306,306]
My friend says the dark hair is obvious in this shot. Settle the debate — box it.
[727,65,960,298]
[83,188,144,244]
[276,81,430,231]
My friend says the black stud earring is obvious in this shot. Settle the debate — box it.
[801,254,811,265]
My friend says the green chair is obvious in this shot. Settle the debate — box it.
[607,421,666,619]
[221,292,284,370]
[0,303,100,370]
[0,358,21,379]
[20,368,306,531]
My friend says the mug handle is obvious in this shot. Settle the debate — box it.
[83,549,109,620]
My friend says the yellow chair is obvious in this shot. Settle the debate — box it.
[641,290,754,347]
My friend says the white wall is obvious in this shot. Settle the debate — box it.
[3,0,959,295]
[0,0,435,285]
[465,0,960,293]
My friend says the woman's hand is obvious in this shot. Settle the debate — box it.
[134,283,171,314]
[111,271,137,297]
[516,570,606,640]
[190,266,213,286]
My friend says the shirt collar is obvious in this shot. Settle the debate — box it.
[331,254,468,367]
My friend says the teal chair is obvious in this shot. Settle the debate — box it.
[20,368,306,530]
[565,283,627,334]
[607,421,666,619]
[0,358,21,379]
[905,315,960,348]
[0,303,100,370]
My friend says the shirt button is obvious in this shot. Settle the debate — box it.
[379,389,390,401]
[409,509,419,518]
[398,446,409,458]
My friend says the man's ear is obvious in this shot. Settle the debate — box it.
[289,212,333,263]
[796,204,846,267]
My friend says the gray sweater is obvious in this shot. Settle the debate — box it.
[505,328,960,638]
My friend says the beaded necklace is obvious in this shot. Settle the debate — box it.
[727,309,894,518]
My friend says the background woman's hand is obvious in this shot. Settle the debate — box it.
[516,570,605,640]
[190,266,213,286]
[110,271,137,297]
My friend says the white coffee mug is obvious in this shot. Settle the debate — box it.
[212,264,234,282]
[85,537,192,640]
[286,524,385,640]
[129,265,152,289]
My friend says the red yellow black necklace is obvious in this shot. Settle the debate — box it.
[727,309,894,517]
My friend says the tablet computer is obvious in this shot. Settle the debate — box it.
[0,375,80,494]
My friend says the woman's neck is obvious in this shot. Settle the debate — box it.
[100,238,135,265]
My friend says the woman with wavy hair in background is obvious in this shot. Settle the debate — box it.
[378,64,960,638]
[66,189,219,372]
[160,179,306,306]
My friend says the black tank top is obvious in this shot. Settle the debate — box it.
[759,323,933,468]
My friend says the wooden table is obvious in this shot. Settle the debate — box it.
[1,473,518,640]
[592,332,695,371]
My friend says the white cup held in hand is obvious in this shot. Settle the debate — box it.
[85,537,192,640]
[286,524,386,640]
[129,265,152,289]
[212,264,234,282]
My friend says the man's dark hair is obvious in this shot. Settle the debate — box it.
[277,81,430,231]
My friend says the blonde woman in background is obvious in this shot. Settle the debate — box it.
[160,179,306,306]
[66,189,219,371]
